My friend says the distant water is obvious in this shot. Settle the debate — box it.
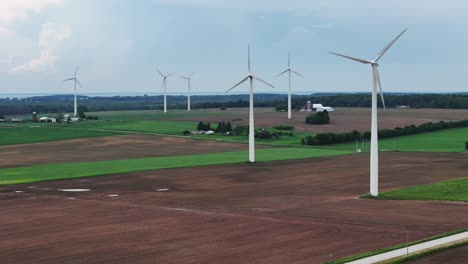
[0,92,314,99]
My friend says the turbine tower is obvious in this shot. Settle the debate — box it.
[64,66,83,117]
[179,73,193,111]
[330,28,407,196]
[157,69,175,113]
[275,53,304,119]
[226,45,275,163]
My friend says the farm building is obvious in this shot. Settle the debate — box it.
[300,101,335,112]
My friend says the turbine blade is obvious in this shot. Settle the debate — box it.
[178,75,188,79]
[374,67,386,109]
[292,70,304,78]
[253,75,275,88]
[374,28,408,62]
[329,52,371,64]
[226,76,249,93]
[74,66,79,77]
[275,69,289,78]
[156,68,164,77]
[248,44,251,73]
[64,78,74,82]
[167,72,176,77]
[76,79,83,89]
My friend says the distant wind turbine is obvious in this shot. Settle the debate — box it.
[330,28,407,196]
[275,53,304,119]
[179,73,193,111]
[156,69,175,113]
[64,66,83,117]
[226,45,275,163]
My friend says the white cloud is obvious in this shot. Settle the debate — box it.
[10,23,71,73]
[0,0,64,26]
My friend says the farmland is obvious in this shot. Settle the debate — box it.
[0,107,467,263]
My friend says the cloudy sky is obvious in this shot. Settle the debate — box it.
[1,0,468,95]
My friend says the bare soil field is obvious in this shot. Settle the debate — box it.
[169,107,468,133]
[0,134,257,168]
[410,244,468,263]
[0,152,467,263]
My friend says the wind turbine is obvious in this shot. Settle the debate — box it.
[275,53,304,119]
[156,69,175,113]
[179,73,193,111]
[226,45,275,163]
[64,66,83,117]
[330,28,407,197]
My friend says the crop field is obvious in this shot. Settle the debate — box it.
[0,134,270,168]
[381,176,468,202]
[1,152,467,264]
[0,125,120,146]
[0,148,351,185]
[0,107,467,263]
[323,126,468,152]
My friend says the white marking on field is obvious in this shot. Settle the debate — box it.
[157,188,170,192]
[14,191,24,193]
[108,194,119,197]
[59,189,90,192]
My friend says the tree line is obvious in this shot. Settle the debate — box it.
[3,93,468,115]
[301,119,468,146]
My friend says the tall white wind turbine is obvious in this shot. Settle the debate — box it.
[226,45,275,163]
[329,28,407,196]
[64,66,83,117]
[179,73,193,111]
[156,69,175,113]
[275,53,304,119]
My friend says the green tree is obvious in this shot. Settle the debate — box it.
[77,105,88,119]
[306,111,330,125]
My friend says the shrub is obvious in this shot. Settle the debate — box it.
[255,129,279,139]
[273,125,295,131]
[275,104,287,112]
[232,125,248,135]
[306,111,330,125]
[182,130,191,135]
[465,141,468,150]
[86,115,99,120]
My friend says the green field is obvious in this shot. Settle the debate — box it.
[323,127,468,152]
[0,126,120,146]
[380,177,468,202]
[0,148,352,185]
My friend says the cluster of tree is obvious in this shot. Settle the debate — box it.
[302,119,468,146]
[465,141,468,150]
[0,112,4,119]
[215,121,233,133]
[272,125,295,130]
[196,122,212,131]
[306,111,330,124]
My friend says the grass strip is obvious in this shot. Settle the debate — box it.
[0,148,351,185]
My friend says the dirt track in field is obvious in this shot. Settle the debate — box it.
[0,134,260,168]
[410,244,468,263]
[168,107,468,133]
[1,152,467,263]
